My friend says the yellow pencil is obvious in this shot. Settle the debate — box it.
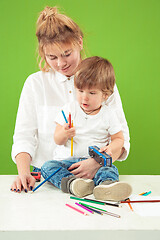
[71,120,73,156]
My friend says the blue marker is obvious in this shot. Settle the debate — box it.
[32,167,61,192]
[61,110,68,123]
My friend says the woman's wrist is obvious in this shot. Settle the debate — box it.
[15,152,32,175]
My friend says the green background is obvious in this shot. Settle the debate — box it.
[0,0,160,175]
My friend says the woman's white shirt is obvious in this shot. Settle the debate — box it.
[11,69,130,168]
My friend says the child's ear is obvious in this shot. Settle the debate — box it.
[103,94,108,101]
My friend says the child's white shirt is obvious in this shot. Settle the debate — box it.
[53,101,122,160]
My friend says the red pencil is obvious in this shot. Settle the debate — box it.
[121,200,160,203]
[69,112,71,128]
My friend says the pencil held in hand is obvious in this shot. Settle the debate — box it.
[71,120,73,156]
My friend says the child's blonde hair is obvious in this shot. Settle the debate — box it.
[74,56,115,96]
[36,6,84,71]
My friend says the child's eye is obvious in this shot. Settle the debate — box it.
[90,92,96,95]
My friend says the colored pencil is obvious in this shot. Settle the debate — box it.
[143,191,151,196]
[61,110,68,123]
[79,202,121,218]
[84,197,119,207]
[79,203,103,215]
[71,120,73,156]
[139,192,146,195]
[70,196,106,205]
[126,198,134,211]
[70,196,119,207]
[75,202,94,214]
[32,167,61,192]
[69,112,71,128]
[121,199,160,203]
[65,204,88,216]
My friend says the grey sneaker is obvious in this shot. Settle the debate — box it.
[93,181,132,201]
[70,178,95,198]
[61,176,76,193]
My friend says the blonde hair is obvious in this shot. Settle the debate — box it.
[36,6,84,71]
[74,56,115,96]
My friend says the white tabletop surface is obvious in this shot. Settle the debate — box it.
[1,175,160,239]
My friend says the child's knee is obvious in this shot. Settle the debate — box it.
[41,160,60,173]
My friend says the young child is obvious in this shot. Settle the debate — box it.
[41,56,132,201]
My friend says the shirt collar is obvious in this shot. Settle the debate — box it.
[55,70,74,83]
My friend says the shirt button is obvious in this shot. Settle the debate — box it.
[68,77,70,80]
[69,90,72,93]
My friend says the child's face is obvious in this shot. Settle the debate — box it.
[44,42,82,77]
[76,87,107,114]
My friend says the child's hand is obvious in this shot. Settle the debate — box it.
[54,122,76,145]
[62,123,76,139]
[99,145,112,157]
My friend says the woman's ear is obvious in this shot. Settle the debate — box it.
[79,36,83,50]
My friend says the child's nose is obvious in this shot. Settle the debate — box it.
[83,93,89,101]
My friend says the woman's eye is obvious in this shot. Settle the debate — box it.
[64,52,71,57]
[47,56,57,61]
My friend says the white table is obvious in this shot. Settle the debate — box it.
[1,175,160,240]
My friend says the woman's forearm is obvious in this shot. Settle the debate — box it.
[15,152,32,175]
[108,138,124,162]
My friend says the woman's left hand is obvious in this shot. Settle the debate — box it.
[68,158,101,179]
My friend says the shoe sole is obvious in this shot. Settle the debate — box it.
[93,182,132,201]
[71,179,95,198]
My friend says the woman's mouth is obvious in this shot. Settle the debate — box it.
[61,66,70,72]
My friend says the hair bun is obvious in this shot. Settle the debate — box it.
[43,6,58,19]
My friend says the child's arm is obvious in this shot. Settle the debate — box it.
[100,131,124,163]
[54,123,76,145]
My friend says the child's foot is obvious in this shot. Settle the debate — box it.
[61,176,95,197]
[93,181,132,201]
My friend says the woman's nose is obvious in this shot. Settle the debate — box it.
[57,58,67,68]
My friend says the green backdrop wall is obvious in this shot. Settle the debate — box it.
[0,0,160,175]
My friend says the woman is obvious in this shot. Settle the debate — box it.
[11,6,130,193]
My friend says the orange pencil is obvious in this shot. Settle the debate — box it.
[127,198,134,211]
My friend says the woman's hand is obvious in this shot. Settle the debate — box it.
[11,152,35,193]
[68,158,101,179]
[10,173,36,193]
